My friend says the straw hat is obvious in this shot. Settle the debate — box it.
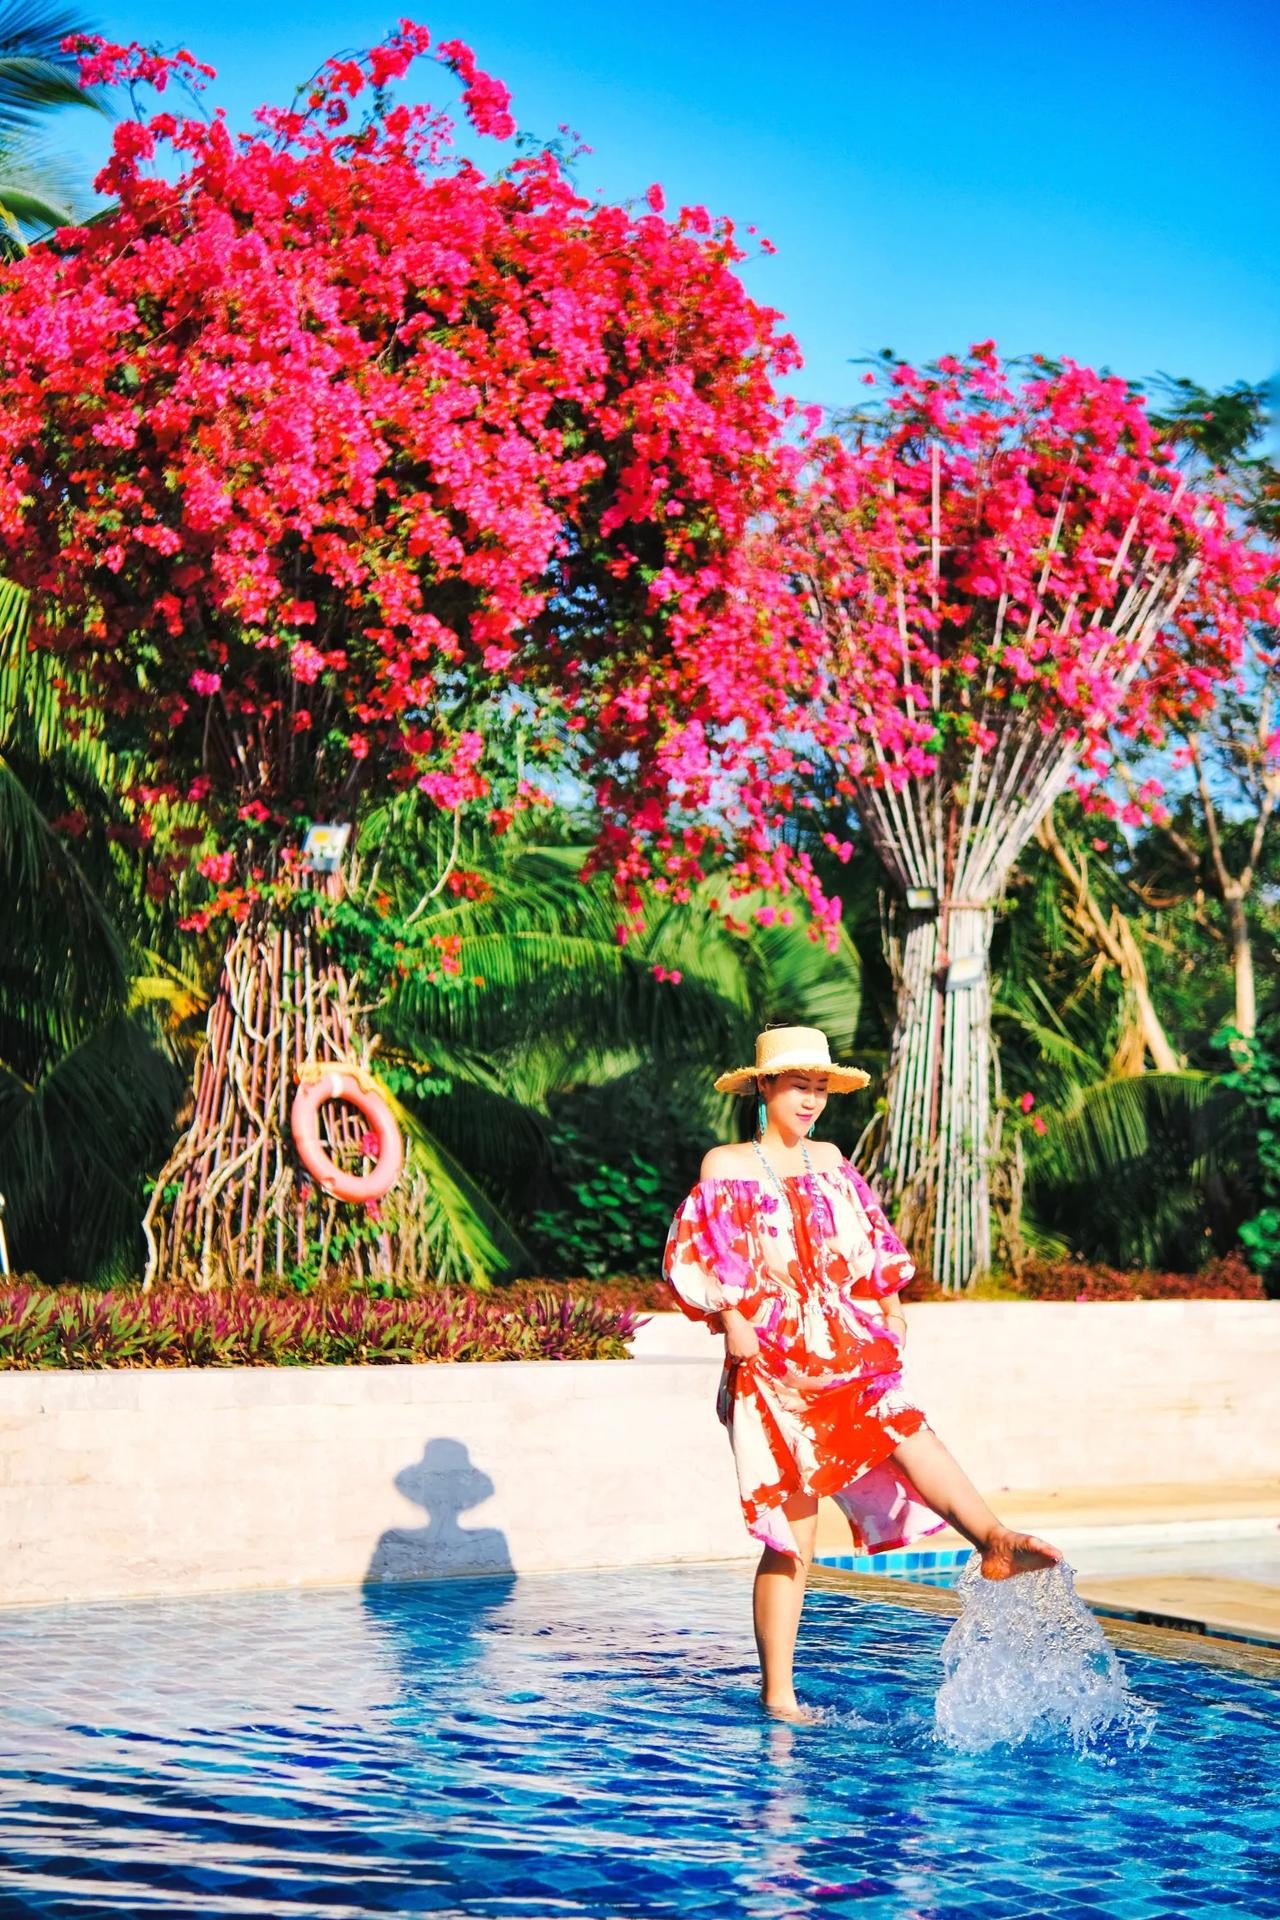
[714,1025,870,1096]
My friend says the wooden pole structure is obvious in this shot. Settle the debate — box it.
[141,887,427,1292]
[809,471,1204,1290]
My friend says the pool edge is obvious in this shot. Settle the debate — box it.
[806,1563,1280,1680]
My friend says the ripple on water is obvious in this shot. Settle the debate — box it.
[0,1566,1274,1919]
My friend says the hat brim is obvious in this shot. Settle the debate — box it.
[714,1060,870,1095]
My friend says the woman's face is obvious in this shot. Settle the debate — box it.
[762,1070,829,1135]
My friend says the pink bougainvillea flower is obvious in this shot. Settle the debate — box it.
[789,346,1278,807]
[0,20,860,950]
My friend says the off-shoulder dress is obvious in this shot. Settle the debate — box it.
[662,1158,947,1562]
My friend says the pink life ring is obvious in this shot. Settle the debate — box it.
[290,1069,404,1204]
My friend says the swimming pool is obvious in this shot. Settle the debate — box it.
[0,1566,1276,1918]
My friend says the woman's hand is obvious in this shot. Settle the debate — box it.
[721,1306,760,1364]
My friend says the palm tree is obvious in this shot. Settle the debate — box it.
[0,600,184,1284]
[340,796,868,1285]
[993,808,1253,1271]
[0,1,105,251]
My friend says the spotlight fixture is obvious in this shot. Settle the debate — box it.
[942,953,986,993]
[904,886,937,913]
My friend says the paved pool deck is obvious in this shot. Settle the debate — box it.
[817,1479,1280,1651]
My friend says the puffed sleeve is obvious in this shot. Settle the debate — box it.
[662,1181,762,1330]
[841,1163,916,1298]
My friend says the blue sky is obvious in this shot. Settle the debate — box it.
[52,0,1279,415]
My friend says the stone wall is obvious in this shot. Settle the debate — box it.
[1,1301,1276,1607]
[633,1301,1280,1485]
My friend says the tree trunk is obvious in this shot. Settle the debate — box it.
[1225,890,1256,1041]
[142,903,419,1291]
[1036,811,1182,1073]
[881,904,995,1291]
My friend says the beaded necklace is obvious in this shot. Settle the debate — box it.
[751,1135,813,1197]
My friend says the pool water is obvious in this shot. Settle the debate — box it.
[1,1566,1276,1919]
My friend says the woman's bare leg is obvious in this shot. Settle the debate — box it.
[889,1430,1063,1579]
[753,1491,818,1718]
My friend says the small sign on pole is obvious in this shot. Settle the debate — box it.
[301,823,352,874]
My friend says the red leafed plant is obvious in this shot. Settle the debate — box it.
[0,23,849,1289]
[0,1283,645,1367]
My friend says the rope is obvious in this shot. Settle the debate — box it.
[295,1058,387,1097]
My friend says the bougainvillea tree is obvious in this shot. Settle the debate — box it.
[801,345,1277,1289]
[0,23,848,1287]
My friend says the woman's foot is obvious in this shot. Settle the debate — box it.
[761,1691,822,1724]
[979,1527,1063,1580]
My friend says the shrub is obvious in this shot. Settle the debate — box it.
[1015,1251,1263,1302]
[0,1286,644,1369]
[526,1128,674,1279]
[1220,1019,1280,1293]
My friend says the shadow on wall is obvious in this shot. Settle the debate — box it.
[364,1436,514,1585]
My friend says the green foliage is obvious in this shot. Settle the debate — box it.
[1143,372,1279,536]
[527,1126,670,1278]
[309,798,866,1283]
[992,802,1265,1270]
[0,619,185,1284]
[1219,1019,1280,1291]
[1023,1071,1244,1272]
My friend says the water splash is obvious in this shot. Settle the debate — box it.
[932,1557,1157,1756]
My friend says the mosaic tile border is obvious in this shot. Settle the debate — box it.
[806,1564,1280,1680]
[816,1546,972,1576]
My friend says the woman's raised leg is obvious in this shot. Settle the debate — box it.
[889,1429,1062,1579]
[753,1490,819,1719]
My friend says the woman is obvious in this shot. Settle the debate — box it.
[663,1023,1062,1722]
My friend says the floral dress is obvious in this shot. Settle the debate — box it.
[662,1159,947,1562]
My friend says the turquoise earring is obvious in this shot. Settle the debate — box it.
[756,1096,767,1138]
[807,1120,817,1138]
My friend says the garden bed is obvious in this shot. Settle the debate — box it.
[0,1285,643,1370]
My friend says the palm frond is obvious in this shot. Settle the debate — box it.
[0,169,72,230]
[0,2,107,127]
[388,1092,532,1285]
[1031,1071,1223,1187]
[0,1011,181,1283]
